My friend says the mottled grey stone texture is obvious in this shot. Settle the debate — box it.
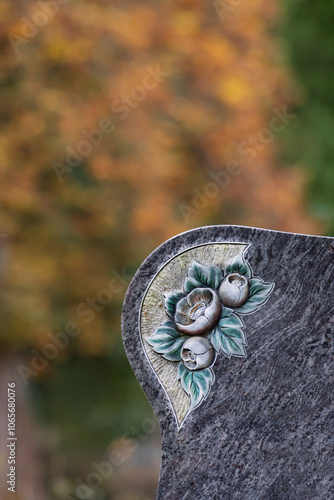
[121,226,334,500]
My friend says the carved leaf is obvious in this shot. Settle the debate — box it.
[178,363,214,409]
[184,260,223,293]
[224,253,252,279]
[146,321,187,361]
[210,308,247,358]
[163,291,185,318]
[235,278,274,314]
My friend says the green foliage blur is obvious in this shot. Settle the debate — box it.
[281,0,334,233]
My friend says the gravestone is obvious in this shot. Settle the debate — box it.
[122,226,334,500]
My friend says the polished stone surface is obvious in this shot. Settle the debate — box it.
[122,226,334,500]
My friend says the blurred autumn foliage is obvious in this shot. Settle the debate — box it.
[0,0,325,497]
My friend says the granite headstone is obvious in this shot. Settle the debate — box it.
[122,226,334,499]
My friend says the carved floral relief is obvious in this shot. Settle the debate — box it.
[140,244,274,427]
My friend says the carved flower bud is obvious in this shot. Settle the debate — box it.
[175,288,221,335]
[218,273,249,308]
[181,336,215,371]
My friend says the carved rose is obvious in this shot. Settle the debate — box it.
[181,336,215,371]
[218,273,249,308]
[175,288,221,335]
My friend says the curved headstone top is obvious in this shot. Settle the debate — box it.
[121,225,334,500]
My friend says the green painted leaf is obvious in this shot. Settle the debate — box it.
[235,278,274,314]
[146,321,186,361]
[184,260,223,292]
[210,308,247,358]
[178,363,214,409]
[224,253,252,279]
[163,337,187,361]
[163,291,185,318]
[184,276,202,293]
[218,310,244,329]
